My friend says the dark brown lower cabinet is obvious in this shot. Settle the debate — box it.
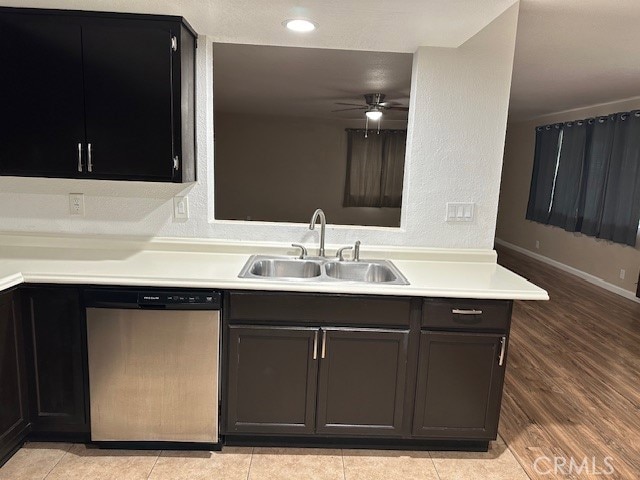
[0,290,30,464]
[226,325,318,435]
[412,331,506,440]
[225,324,410,438]
[22,287,88,434]
[316,328,409,436]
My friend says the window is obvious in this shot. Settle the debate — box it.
[343,129,407,208]
[526,110,640,247]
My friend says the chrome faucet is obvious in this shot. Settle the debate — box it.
[309,209,326,257]
[354,240,361,261]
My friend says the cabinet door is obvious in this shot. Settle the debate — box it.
[226,326,318,435]
[23,288,87,433]
[316,328,409,436]
[0,14,86,178]
[0,291,29,465]
[413,331,506,440]
[82,20,175,180]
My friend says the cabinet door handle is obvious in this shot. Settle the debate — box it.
[313,330,318,360]
[77,143,83,172]
[498,336,506,366]
[87,143,93,173]
[452,309,483,315]
[321,330,327,359]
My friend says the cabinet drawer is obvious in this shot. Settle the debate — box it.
[227,291,411,327]
[422,299,511,331]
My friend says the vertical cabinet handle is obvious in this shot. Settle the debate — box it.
[88,143,93,173]
[77,143,83,172]
[498,336,506,366]
[321,330,327,359]
[313,330,318,360]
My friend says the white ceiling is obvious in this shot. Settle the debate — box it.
[510,0,640,120]
[0,0,516,51]
[213,43,412,122]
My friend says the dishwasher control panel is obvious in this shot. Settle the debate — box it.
[138,292,220,308]
[84,288,222,310]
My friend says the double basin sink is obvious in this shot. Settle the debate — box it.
[239,255,409,285]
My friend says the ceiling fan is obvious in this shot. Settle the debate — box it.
[333,93,409,137]
[332,93,409,118]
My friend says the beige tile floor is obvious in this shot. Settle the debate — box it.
[0,438,530,480]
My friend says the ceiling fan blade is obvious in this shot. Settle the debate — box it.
[331,107,367,112]
[386,106,410,111]
[334,102,366,107]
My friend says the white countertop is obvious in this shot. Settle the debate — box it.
[0,235,548,301]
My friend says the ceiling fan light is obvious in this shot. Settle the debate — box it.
[283,19,317,32]
[365,110,383,121]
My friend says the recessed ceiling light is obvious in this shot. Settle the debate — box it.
[283,19,317,33]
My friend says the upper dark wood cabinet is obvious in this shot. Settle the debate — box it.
[22,287,88,434]
[412,331,507,440]
[0,290,30,466]
[0,15,85,178]
[226,325,319,435]
[315,328,409,437]
[0,8,196,182]
[81,22,175,180]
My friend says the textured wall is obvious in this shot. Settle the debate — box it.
[496,98,640,293]
[0,4,519,248]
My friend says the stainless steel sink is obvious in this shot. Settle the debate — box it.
[239,255,409,285]
[248,259,322,279]
[324,261,398,283]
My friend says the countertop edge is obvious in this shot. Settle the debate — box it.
[10,271,549,301]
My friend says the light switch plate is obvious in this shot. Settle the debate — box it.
[69,193,85,216]
[446,202,474,222]
[173,195,189,221]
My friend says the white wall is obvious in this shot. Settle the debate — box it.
[0,3,519,249]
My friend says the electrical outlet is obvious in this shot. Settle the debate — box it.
[620,269,626,280]
[445,202,475,222]
[173,195,189,220]
[69,193,85,216]
[535,240,540,250]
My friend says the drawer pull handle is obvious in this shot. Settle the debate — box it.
[498,336,506,366]
[452,309,483,315]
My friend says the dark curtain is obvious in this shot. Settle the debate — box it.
[527,110,640,247]
[599,111,640,246]
[526,124,562,223]
[548,120,587,231]
[380,131,406,207]
[579,115,616,236]
[344,129,406,208]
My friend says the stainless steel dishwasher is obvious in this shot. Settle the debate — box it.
[85,289,221,444]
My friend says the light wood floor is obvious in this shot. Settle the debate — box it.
[497,247,640,480]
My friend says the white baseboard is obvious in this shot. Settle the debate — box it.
[494,238,640,304]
